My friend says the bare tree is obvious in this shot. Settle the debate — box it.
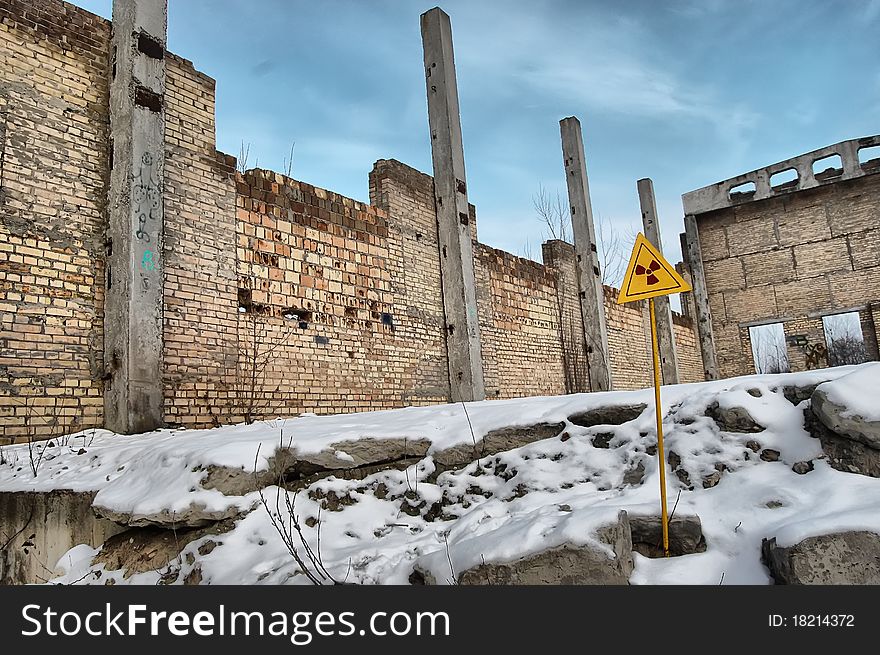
[823,312,868,366]
[595,210,635,289]
[533,184,570,243]
[7,393,85,477]
[233,309,295,425]
[254,440,352,585]
[237,141,259,174]
[202,291,296,426]
[282,141,296,178]
[532,185,633,287]
[519,237,535,263]
[749,324,789,374]
[237,141,251,174]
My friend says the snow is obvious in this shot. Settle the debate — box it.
[1,363,879,585]
[815,361,880,421]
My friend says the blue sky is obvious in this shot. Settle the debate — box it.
[73,0,879,274]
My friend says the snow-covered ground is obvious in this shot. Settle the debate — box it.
[2,363,879,585]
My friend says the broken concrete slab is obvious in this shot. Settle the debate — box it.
[805,407,880,478]
[202,438,433,496]
[568,404,647,428]
[778,382,821,406]
[812,387,880,450]
[0,490,126,585]
[411,510,633,585]
[630,514,706,558]
[762,531,880,584]
[92,519,235,580]
[459,510,632,585]
[706,401,764,433]
[433,422,565,469]
[91,502,245,530]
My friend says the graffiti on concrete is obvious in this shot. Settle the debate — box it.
[141,249,156,271]
[133,151,160,242]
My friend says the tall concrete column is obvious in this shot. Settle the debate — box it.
[559,117,611,392]
[105,0,167,433]
[683,214,720,380]
[637,178,679,384]
[420,7,485,402]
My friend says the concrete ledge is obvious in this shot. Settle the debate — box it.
[0,490,125,585]
[682,135,880,216]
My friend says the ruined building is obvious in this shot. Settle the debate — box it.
[0,0,707,442]
[681,137,880,379]
[25,0,880,443]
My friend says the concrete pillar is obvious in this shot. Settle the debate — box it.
[559,117,611,391]
[677,232,694,320]
[104,0,168,433]
[683,214,720,380]
[637,178,679,384]
[420,8,485,402]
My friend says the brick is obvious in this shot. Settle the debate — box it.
[726,219,779,257]
[1,0,708,437]
[793,237,851,279]
[742,248,794,287]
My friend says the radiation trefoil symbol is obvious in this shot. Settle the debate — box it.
[635,259,662,286]
[617,233,692,304]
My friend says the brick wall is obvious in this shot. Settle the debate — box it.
[542,240,589,393]
[673,313,704,383]
[369,160,450,405]
[695,174,880,377]
[0,0,706,438]
[161,54,239,429]
[604,287,704,389]
[225,168,415,419]
[475,243,567,399]
[0,1,110,443]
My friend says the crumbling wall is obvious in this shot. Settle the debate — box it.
[474,244,567,399]
[0,1,110,443]
[672,314,704,383]
[210,163,452,421]
[542,240,590,394]
[161,55,239,429]
[0,0,706,434]
[694,173,880,378]
[604,287,704,389]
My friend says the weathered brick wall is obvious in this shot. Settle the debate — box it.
[231,169,398,417]
[604,287,704,389]
[475,243,566,399]
[605,288,653,389]
[696,174,880,377]
[0,0,707,437]
[0,0,109,443]
[673,313,704,383]
[369,160,450,405]
[161,54,239,429]
[542,240,589,393]
[189,161,453,424]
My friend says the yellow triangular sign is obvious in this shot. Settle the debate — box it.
[617,233,691,304]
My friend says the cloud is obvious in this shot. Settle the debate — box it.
[449,2,759,144]
[250,59,277,77]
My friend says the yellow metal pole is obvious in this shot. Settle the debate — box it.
[648,298,670,557]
